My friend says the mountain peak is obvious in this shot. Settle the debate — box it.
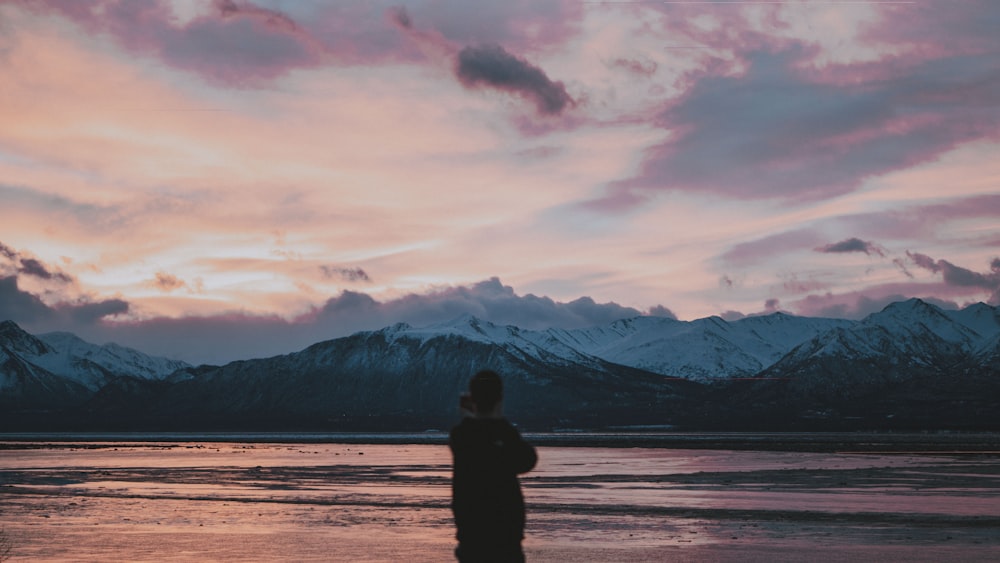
[869,298,948,322]
[0,319,25,335]
[881,297,934,312]
[0,319,53,356]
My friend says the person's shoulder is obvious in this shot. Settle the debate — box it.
[450,417,477,441]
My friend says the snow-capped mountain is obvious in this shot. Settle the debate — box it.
[525,313,854,382]
[3,298,999,430]
[755,299,997,404]
[33,331,190,390]
[90,315,700,429]
[0,320,189,408]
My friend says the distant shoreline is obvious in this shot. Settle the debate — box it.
[2,431,999,453]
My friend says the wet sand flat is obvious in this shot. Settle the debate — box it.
[1,437,999,561]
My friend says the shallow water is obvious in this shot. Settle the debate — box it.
[1,438,999,562]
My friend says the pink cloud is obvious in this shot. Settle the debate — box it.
[835,194,1000,244]
[789,285,962,320]
[586,3,1000,210]
[719,228,824,267]
[2,273,647,364]
[861,0,999,57]
[610,47,998,205]
[16,1,584,87]
[906,252,1000,304]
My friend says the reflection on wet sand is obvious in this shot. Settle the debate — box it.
[1,440,999,562]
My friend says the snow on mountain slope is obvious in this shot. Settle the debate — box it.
[522,313,853,382]
[0,321,190,392]
[355,314,607,372]
[946,302,1000,340]
[0,320,53,357]
[861,298,983,355]
[763,299,989,389]
[971,331,1000,368]
[37,331,190,387]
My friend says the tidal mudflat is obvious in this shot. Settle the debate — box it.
[1,435,999,562]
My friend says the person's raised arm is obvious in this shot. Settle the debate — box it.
[500,421,537,474]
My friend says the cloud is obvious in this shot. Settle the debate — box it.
[719,298,783,321]
[719,229,824,267]
[610,57,657,77]
[0,184,128,233]
[0,240,74,283]
[791,289,964,320]
[17,0,322,86]
[312,277,640,331]
[906,252,1000,303]
[593,10,1000,210]
[387,5,413,30]
[5,277,654,365]
[0,276,54,323]
[780,274,829,295]
[152,272,187,292]
[62,298,130,325]
[388,2,583,54]
[320,266,372,283]
[893,258,913,278]
[18,1,585,86]
[816,237,885,257]
[764,298,781,313]
[455,44,574,115]
[647,305,677,320]
[0,275,129,327]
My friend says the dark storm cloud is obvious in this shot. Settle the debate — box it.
[456,44,574,115]
[816,238,886,257]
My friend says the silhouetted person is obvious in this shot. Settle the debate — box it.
[450,369,537,563]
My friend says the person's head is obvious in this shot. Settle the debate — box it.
[469,369,503,413]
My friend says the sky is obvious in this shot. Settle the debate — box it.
[1,0,998,365]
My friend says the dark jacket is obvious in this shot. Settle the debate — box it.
[450,417,537,551]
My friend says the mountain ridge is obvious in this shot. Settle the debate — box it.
[2,298,998,431]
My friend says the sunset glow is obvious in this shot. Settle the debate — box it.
[2,0,998,364]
